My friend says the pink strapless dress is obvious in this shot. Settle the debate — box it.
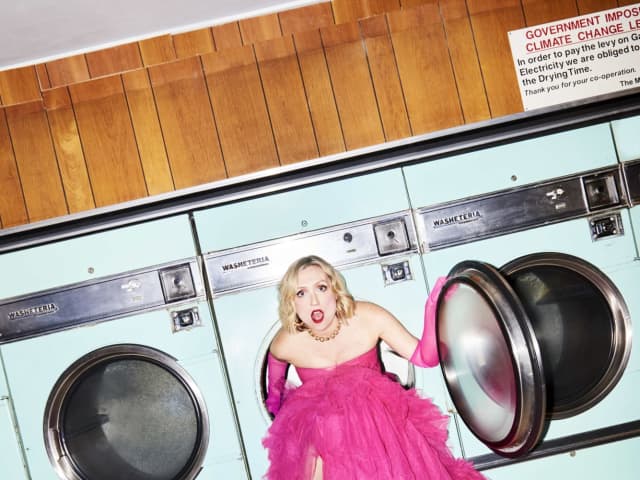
[262,346,485,479]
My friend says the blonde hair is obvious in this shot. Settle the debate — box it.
[278,256,355,333]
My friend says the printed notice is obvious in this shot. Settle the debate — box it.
[509,4,640,110]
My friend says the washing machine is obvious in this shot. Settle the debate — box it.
[403,122,640,478]
[192,169,460,479]
[0,349,29,478]
[0,215,248,479]
[613,114,640,254]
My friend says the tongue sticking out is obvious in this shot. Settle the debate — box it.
[311,310,324,323]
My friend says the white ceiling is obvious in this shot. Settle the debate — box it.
[0,0,321,71]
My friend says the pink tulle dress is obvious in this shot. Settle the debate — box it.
[262,346,485,479]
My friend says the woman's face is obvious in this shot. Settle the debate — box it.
[293,265,338,332]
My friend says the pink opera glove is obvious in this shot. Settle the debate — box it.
[410,276,453,367]
[265,352,288,416]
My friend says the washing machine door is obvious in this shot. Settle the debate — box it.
[436,261,547,457]
[44,344,209,480]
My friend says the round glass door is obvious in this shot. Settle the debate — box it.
[501,252,631,419]
[44,345,209,480]
[437,261,546,457]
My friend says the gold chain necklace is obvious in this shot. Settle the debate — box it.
[308,319,343,342]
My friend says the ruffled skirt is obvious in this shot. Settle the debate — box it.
[262,366,484,479]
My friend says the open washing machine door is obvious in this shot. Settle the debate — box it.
[436,260,546,458]
[436,253,632,458]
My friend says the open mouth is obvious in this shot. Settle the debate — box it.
[311,309,324,323]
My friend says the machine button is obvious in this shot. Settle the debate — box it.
[159,265,197,303]
[583,173,621,211]
[374,219,410,255]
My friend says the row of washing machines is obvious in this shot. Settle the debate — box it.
[1,116,640,479]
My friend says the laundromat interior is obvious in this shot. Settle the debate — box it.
[1,0,640,479]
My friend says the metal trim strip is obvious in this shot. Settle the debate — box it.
[471,420,640,471]
[0,258,205,344]
[623,160,640,205]
[415,166,624,251]
[203,211,418,295]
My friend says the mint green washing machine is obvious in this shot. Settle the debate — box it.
[403,123,640,478]
[614,117,640,480]
[0,216,248,480]
[0,353,28,478]
[613,114,640,253]
[192,170,459,478]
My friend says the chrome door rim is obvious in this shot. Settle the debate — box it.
[439,260,547,457]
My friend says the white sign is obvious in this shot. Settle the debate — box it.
[509,4,640,110]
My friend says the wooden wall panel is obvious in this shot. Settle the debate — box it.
[173,29,216,58]
[321,22,385,150]
[45,55,90,89]
[43,88,95,213]
[577,0,618,14]
[0,67,41,105]
[466,0,525,117]
[255,36,318,164]
[138,36,176,66]
[400,0,431,7]
[202,46,279,176]
[440,0,491,123]
[69,76,148,206]
[360,15,411,141]
[239,13,282,44]
[292,30,345,157]
[332,0,401,23]
[5,101,68,222]
[212,23,244,50]
[279,3,335,33]
[0,109,28,227]
[122,69,175,195]
[521,0,578,25]
[281,3,343,157]
[388,4,464,134]
[148,57,226,189]
[86,43,143,78]
[35,64,51,90]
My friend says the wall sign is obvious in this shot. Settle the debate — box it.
[509,4,640,110]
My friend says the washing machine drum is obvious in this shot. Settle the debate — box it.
[44,345,209,480]
[436,252,631,458]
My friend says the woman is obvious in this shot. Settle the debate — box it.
[263,255,484,480]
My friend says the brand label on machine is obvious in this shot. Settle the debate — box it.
[7,303,59,320]
[220,256,271,273]
[432,210,482,229]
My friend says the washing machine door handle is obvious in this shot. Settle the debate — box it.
[436,260,546,458]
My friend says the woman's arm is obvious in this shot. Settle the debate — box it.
[360,302,419,360]
[266,330,290,416]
